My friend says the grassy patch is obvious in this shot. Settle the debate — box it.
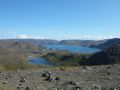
[43,51,91,66]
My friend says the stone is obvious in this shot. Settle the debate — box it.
[42,71,51,77]
[92,85,101,90]
[55,76,60,81]
[101,87,108,90]
[2,80,8,84]
[67,80,79,86]
[45,75,54,82]
[74,86,82,90]
[20,77,25,83]
[25,87,30,90]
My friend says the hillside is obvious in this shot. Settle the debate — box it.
[93,38,120,49]
[0,40,40,53]
[14,39,59,46]
[80,45,120,65]
[60,40,106,46]
[0,40,41,70]
[43,51,83,66]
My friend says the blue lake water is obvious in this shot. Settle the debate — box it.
[43,44,100,53]
[29,57,55,66]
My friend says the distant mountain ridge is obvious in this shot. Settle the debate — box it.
[1,39,107,47]
[1,38,120,49]
[15,39,59,46]
[59,40,107,46]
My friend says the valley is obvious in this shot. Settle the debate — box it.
[0,38,120,90]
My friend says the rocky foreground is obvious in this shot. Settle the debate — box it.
[0,64,120,90]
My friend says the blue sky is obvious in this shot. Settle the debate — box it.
[0,0,120,40]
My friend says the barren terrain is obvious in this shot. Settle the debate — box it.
[0,64,120,90]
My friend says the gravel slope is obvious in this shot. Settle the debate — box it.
[0,64,120,90]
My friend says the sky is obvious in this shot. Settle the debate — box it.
[0,0,120,40]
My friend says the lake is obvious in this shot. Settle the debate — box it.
[29,44,100,65]
[28,57,55,66]
[43,44,100,53]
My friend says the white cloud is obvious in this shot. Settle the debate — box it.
[14,34,49,39]
[64,34,120,40]
[15,34,33,39]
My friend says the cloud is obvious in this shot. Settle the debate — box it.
[64,34,120,40]
[15,34,33,39]
[14,34,49,39]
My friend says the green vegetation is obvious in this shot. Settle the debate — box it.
[43,51,91,66]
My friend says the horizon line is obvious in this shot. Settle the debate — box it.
[0,38,119,41]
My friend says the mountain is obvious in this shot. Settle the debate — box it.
[0,40,41,53]
[80,45,120,65]
[4,39,106,47]
[1,38,120,50]
[14,39,59,46]
[93,38,120,49]
[59,40,106,46]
